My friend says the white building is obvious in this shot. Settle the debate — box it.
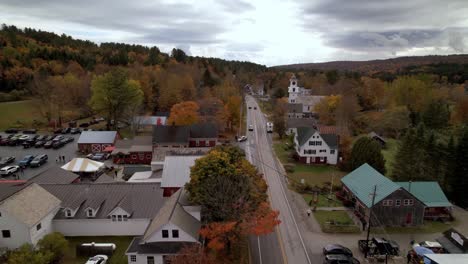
[294,127,339,165]
[288,74,325,118]
[125,190,201,264]
[0,183,61,250]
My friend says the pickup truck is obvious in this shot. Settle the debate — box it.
[358,238,399,257]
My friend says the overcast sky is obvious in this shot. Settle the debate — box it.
[2,0,468,66]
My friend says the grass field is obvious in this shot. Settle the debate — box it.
[0,100,44,130]
[273,139,346,187]
[314,211,360,233]
[63,236,133,264]
[382,138,400,177]
[303,193,343,207]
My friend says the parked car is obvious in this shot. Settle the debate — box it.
[35,140,46,148]
[0,165,19,176]
[61,127,71,134]
[85,255,108,264]
[323,254,360,264]
[19,155,35,167]
[96,117,105,122]
[53,128,63,134]
[323,244,353,257]
[79,122,90,128]
[0,156,15,166]
[30,154,48,167]
[87,153,110,161]
[412,241,446,253]
[0,138,10,146]
[65,137,75,143]
[8,138,20,146]
[36,135,45,141]
[52,140,65,149]
[53,135,64,141]
[248,106,252,109]
[22,129,37,134]
[44,140,54,149]
[70,128,81,134]
[18,135,30,142]
[22,140,34,149]
[44,135,54,141]
[5,128,19,134]
[358,238,399,257]
[59,138,69,145]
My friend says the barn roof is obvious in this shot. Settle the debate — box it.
[396,182,451,207]
[77,131,117,144]
[341,163,400,208]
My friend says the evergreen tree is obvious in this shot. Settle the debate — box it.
[444,136,456,194]
[422,100,450,129]
[392,128,418,181]
[349,137,386,174]
[452,126,468,208]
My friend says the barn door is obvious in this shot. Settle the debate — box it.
[405,212,413,225]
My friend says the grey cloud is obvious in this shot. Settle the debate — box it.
[216,0,255,13]
[448,31,466,52]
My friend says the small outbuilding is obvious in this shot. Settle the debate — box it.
[368,131,386,147]
[77,131,119,154]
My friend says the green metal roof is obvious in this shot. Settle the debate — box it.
[341,163,400,208]
[396,182,452,207]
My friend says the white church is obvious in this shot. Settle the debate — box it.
[287,74,325,118]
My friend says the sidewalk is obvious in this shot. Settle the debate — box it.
[315,207,347,211]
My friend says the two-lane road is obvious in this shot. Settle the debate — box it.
[245,95,312,264]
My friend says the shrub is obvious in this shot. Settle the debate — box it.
[284,164,295,173]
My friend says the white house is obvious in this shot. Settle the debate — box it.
[294,127,339,165]
[125,190,201,264]
[0,183,61,250]
[288,74,325,118]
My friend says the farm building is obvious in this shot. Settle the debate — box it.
[77,131,119,153]
[112,136,153,164]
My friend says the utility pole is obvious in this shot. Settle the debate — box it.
[328,172,335,206]
[365,185,377,259]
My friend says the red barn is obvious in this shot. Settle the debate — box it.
[152,123,218,148]
[77,131,119,154]
[112,136,153,164]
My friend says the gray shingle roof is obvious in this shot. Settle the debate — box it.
[122,165,152,176]
[296,127,317,146]
[126,237,197,254]
[94,173,115,183]
[161,156,201,188]
[77,131,118,144]
[321,134,339,148]
[189,123,218,138]
[27,166,79,184]
[0,183,61,227]
[287,103,303,113]
[152,124,218,144]
[41,183,166,219]
[142,189,200,242]
[0,181,28,203]
[286,118,316,129]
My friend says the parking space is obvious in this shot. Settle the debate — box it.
[0,132,82,180]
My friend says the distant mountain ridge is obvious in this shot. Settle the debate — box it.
[273,54,468,73]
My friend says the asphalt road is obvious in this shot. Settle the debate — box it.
[0,132,81,180]
[245,95,311,264]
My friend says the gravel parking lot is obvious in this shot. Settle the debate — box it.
[0,132,82,180]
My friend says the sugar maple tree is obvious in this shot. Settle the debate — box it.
[167,101,200,126]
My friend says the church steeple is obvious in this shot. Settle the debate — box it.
[288,74,299,103]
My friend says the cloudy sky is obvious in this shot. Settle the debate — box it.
[1,0,468,66]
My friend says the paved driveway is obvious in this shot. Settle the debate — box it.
[0,133,81,180]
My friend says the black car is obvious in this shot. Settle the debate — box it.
[79,122,89,128]
[70,128,81,134]
[61,127,71,134]
[44,140,54,149]
[53,128,63,134]
[65,137,74,143]
[52,140,65,149]
[22,140,35,148]
[36,135,45,141]
[323,255,359,264]
[5,128,19,134]
[35,140,46,148]
[0,156,15,166]
[59,138,69,145]
[0,138,10,146]
[30,154,48,167]
[22,129,37,134]
[44,135,54,141]
[323,244,353,257]
[8,138,20,146]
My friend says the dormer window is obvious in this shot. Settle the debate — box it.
[65,209,72,218]
[87,209,94,218]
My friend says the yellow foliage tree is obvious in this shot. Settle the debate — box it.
[314,95,342,125]
[167,101,200,126]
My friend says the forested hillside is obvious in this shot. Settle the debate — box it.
[0,24,266,128]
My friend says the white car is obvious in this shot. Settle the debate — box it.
[85,255,108,264]
[248,125,254,131]
[0,165,20,176]
[18,135,30,141]
[237,136,247,142]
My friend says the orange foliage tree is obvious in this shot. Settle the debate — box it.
[167,101,200,126]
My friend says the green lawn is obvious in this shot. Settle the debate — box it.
[63,236,133,264]
[303,193,343,207]
[273,139,346,188]
[0,100,45,130]
[382,138,399,177]
[372,220,457,234]
[313,211,361,233]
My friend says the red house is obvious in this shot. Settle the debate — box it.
[152,123,218,148]
[77,131,119,154]
[112,136,153,164]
